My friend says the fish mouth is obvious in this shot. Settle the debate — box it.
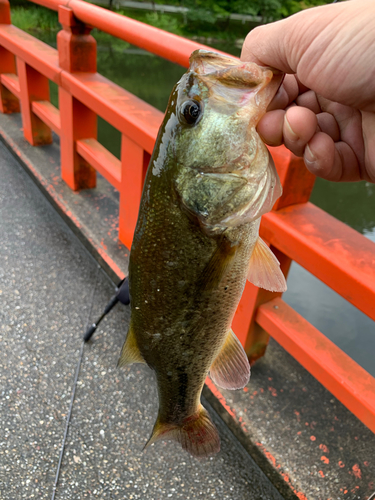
[190,50,283,89]
[189,49,284,114]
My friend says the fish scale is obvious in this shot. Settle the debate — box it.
[118,49,287,457]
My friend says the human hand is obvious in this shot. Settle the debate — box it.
[241,0,375,182]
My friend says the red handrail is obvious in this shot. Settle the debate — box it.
[1,0,375,437]
[30,0,227,67]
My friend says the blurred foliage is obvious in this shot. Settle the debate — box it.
[10,5,59,32]
[10,0,331,44]
[136,0,329,21]
[144,11,184,34]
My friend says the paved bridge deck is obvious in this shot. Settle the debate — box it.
[0,135,285,498]
[1,111,374,500]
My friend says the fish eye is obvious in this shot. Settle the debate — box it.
[181,100,202,125]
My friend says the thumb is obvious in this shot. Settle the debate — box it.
[241,0,375,112]
[240,2,348,74]
[240,18,296,73]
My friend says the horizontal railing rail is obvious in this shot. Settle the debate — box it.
[19,0,224,67]
[1,0,374,435]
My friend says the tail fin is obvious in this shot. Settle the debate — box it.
[144,405,220,458]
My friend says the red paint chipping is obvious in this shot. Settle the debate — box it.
[255,442,308,500]
[338,461,345,468]
[318,470,325,478]
[352,464,362,479]
[321,456,329,464]
[205,378,236,419]
[296,493,308,500]
[319,444,329,453]
[281,472,290,483]
[310,435,316,441]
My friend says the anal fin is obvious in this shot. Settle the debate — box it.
[117,325,145,367]
[209,329,250,390]
[247,237,287,292]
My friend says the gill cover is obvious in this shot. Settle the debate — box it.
[175,50,283,230]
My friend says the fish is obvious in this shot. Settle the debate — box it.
[118,49,286,458]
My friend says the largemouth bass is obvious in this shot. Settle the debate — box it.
[119,50,286,458]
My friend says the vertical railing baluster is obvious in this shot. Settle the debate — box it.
[0,47,19,114]
[119,135,150,249]
[0,0,10,23]
[17,60,52,146]
[57,5,97,190]
[0,1,19,114]
[236,147,316,363]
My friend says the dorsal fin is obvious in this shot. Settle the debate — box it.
[117,325,145,367]
[247,237,287,292]
[209,329,250,390]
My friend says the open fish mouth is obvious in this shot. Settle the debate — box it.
[189,49,284,110]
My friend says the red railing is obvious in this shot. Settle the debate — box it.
[1,0,375,434]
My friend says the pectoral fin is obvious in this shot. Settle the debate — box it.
[209,329,250,390]
[117,325,145,367]
[198,236,238,291]
[247,237,287,292]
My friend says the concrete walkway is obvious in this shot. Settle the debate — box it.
[0,142,284,498]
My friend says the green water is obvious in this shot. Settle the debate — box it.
[14,27,375,376]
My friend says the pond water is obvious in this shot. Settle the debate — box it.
[29,29,375,376]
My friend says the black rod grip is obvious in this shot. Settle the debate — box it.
[84,323,97,342]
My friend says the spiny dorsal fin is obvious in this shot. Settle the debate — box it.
[247,237,287,292]
[144,405,220,458]
[117,325,145,367]
[209,329,250,390]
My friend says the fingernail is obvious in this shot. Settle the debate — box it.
[284,116,299,142]
[305,143,316,164]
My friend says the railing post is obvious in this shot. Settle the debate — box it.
[0,0,19,114]
[57,5,97,190]
[119,134,150,249]
[235,146,316,364]
[234,249,292,363]
[0,0,11,24]
[17,60,52,146]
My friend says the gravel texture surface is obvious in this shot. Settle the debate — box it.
[0,140,283,499]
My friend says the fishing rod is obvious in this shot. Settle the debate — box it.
[83,276,130,342]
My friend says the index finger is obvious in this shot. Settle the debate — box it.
[267,74,300,111]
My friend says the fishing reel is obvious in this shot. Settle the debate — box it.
[83,276,130,342]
